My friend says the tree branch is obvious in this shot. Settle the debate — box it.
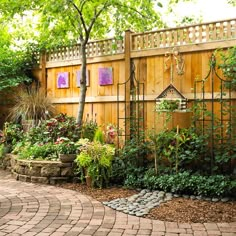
[68,0,88,36]
[114,2,149,19]
[86,0,111,41]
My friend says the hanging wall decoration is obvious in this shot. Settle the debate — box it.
[164,47,185,82]
[98,67,113,86]
[76,70,90,87]
[57,72,69,88]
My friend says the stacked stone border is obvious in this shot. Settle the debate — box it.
[1,154,75,185]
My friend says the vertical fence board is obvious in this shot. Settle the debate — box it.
[23,19,236,137]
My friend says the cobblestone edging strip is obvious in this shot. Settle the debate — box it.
[103,189,234,217]
[2,154,75,184]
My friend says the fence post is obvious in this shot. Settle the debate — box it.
[40,52,47,92]
[124,30,132,140]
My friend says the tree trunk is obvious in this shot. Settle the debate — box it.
[76,42,87,126]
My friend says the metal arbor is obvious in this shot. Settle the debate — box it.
[117,60,145,148]
[194,54,236,174]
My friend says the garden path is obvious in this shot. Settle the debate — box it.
[0,168,235,236]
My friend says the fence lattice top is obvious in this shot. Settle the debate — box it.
[46,18,236,63]
[131,19,236,50]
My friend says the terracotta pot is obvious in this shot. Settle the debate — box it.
[59,154,76,163]
[85,175,92,187]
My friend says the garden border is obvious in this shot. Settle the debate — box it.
[1,154,76,185]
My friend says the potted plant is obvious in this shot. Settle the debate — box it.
[158,99,180,112]
[55,137,79,163]
[75,139,115,188]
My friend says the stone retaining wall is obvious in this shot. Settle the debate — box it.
[2,154,75,185]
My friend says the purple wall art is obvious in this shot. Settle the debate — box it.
[98,67,113,86]
[76,70,90,87]
[57,72,69,88]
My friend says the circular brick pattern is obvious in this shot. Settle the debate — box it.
[0,169,235,236]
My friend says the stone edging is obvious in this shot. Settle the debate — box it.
[2,154,75,185]
[103,189,234,217]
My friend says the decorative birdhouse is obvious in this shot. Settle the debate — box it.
[156,84,187,112]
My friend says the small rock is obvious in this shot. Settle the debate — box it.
[129,211,136,215]
[135,212,145,217]
[212,198,219,202]
[165,196,173,201]
[116,207,125,211]
[221,197,230,202]
[166,192,173,197]
[140,189,149,194]
[152,202,160,207]
[203,197,211,201]
[159,200,164,204]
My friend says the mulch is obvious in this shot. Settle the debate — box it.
[57,182,236,223]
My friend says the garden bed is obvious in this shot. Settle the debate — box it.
[2,154,75,185]
[57,182,236,223]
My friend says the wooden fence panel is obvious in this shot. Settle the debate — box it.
[3,18,233,134]
[44,45,236,133]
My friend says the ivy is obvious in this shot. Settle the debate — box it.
[218,46,236,90]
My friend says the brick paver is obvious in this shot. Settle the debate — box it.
[0,169,235,236]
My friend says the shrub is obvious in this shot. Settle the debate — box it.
[124,167,145,189]
[18,142,58,161]
[142,170,235,197]
[110,155,126,185]
[0,144,6,160]
[3,122,24,151]
[26,113,82,144]
[81,115,98,141]
[218,46,236,90]
[149,128,208,174]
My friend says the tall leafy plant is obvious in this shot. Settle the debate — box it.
[149,128,208,175]
[75,140,115,188]
[218,46,236,90]
[8,88,54,124]
[0,25,38,91]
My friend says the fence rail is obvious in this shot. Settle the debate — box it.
[131,19,236,51]
[45,18,236,63]
[46,38,124,63]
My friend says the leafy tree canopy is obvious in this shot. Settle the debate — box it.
[1,0,166,50]
[0,24,37,91]
[228,0,236,6]
[0,0,196,50]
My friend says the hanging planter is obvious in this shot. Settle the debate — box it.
[157,99,180,112]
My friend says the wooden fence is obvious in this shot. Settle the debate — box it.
[1,18,236,133]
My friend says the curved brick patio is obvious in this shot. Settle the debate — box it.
[0,169,235,236]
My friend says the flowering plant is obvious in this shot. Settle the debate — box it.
[55,137,79,154]
[105,123,117,144]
